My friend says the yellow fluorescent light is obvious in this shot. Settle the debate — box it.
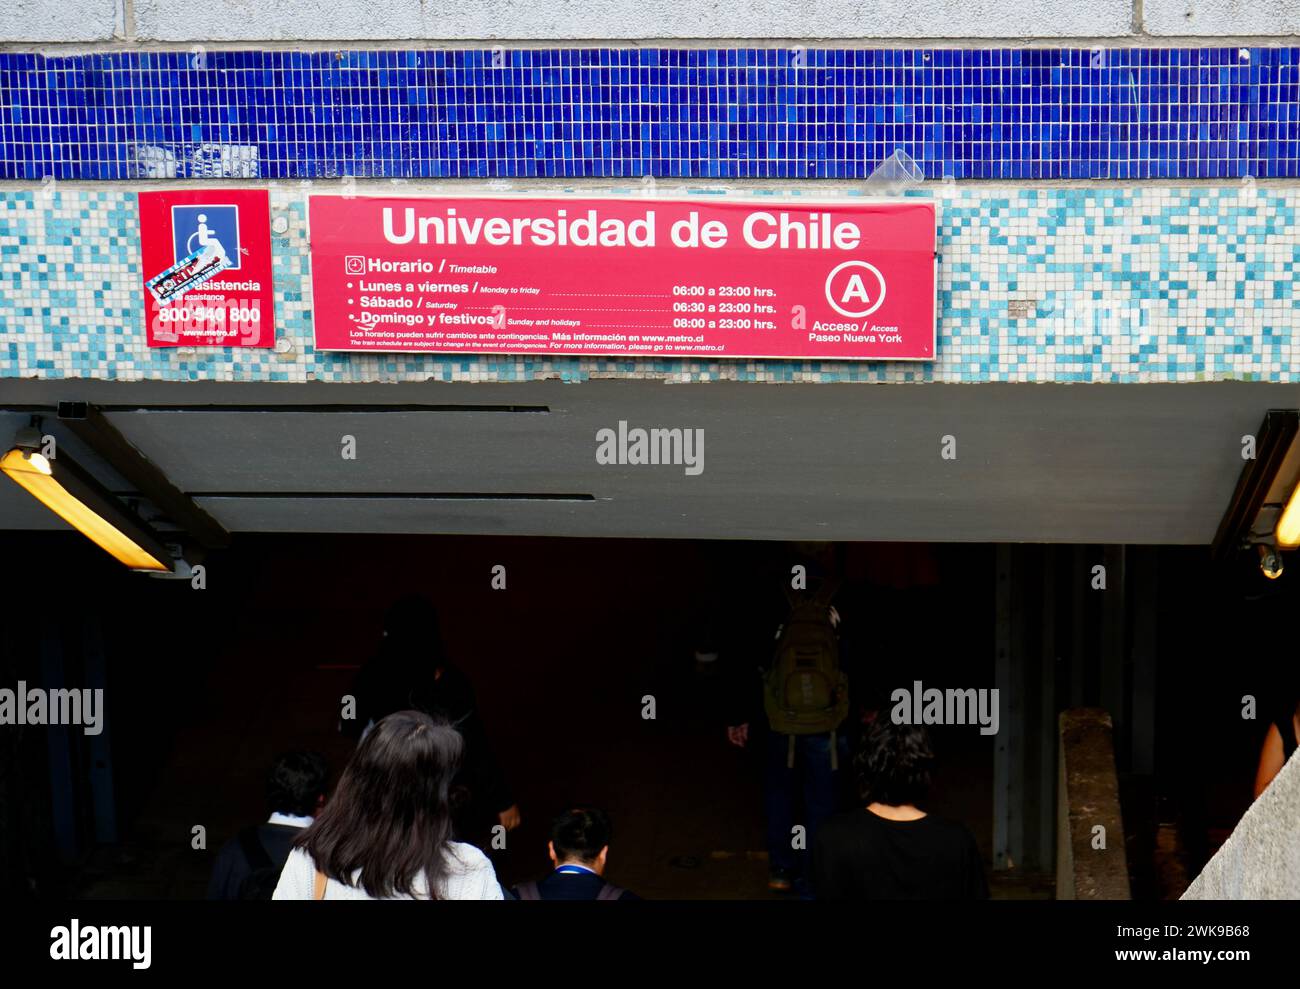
[1,447,171,571]
[1277,482,1300,548]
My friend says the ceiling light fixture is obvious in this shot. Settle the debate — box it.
[1212,409,1300,576]
[2,422,174,572]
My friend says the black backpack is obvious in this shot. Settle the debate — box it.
[235,827,283,900]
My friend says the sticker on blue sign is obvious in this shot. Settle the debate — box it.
[146,244,232,304]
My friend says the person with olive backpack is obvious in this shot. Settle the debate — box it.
[726,563,856,896]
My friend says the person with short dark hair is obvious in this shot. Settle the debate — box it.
[207,751,329,900]
[511,807,638,900]
[274,711,502,899]
[812,719,987,899]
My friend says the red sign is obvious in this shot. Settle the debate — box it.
[139,189,275,348]
[309,196,936,360]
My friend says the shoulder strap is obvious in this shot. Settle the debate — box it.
[596,882,625,901]
[515,881,541,900]
[237,826,273,871]
[313,869,327,900]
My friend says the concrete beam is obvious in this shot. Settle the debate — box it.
[131,0,1133,42]
[0,0,118,42]
[1144,0,1300,37]
[0,379,1291,544]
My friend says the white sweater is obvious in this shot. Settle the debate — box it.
[272,843,504,900]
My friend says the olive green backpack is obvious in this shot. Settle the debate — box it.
[763,579,849,766]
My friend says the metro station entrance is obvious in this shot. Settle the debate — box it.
[4,377,1299,901]
[4,524,1291,900]
[3,533,995,899]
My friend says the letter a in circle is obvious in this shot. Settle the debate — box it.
[825,260,886,318]
[841,273,872,306]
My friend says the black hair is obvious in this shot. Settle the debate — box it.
[294,710,464,899]
[856,718,935,807]
[550,807,612,864]
[266,751,329,817]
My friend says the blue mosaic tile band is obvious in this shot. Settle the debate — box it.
[2,47,1300,181]
[2,186,1297,385]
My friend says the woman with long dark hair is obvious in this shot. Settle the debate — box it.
[274,710,503,899]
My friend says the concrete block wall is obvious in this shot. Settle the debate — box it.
[127,1,1134,42]
[0,0,120,42]
[1144,0,1300,38]
[4,0,1300,44]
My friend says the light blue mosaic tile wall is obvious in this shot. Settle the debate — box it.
[1,185,1297,384]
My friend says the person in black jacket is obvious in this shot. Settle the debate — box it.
[812,719,987,900]
[207,751,329,900]
[511,807,638,900]
[343,595,520,847]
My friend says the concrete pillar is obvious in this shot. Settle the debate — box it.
[1057,708,1131,899]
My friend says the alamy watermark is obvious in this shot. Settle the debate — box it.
[50,920,150,969]
[596,420,704,476]
[1,681,103,735]
[890,680,1000,736]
